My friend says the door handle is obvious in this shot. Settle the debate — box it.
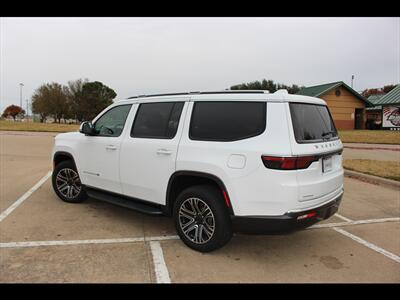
[106,145,117,150]
[156,149,172,155]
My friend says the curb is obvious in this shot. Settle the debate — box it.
[344,169,400,190]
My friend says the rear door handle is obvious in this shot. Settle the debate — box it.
[156,149,172,155]
[106,145,117,150]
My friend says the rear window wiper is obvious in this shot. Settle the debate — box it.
[321,131,337,138]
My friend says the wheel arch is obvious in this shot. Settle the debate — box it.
[165,171,234,217]
[53,151,77,170]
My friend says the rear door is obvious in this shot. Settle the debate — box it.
[287,102,343,202]
[119,99,188,205]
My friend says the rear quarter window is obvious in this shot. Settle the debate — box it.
[189,101,266,142]
[289,103,338,143]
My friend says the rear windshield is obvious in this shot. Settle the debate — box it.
[289,103,338,143]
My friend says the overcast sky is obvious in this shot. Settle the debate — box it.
[1,17,399,112]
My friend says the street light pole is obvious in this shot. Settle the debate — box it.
[19,83,24,108]
[26,99,29,120]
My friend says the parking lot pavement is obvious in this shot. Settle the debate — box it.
[1,131,399,283]
[0,180,147,243]
[160,229,400,283]
[0,133,54,212]
[340,177,400,220]
[342,222,400,257]
[0,243,152,283]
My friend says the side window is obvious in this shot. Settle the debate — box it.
[93,104,132,137]
[131,102,184,139]
[189,101,266,141]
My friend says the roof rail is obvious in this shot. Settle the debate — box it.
[200,90,269,95]
[127,92,194,99]
[127,90,269,99]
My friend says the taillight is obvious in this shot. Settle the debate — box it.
[261,155,318,170]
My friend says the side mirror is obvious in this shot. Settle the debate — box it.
[79,121,95,135]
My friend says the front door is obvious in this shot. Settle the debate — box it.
[119,100,187,205]
[355,108,364,129]
[78,104,132,194]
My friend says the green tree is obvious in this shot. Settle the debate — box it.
[229,78,303,94]
[288,84,301,94]
[383,84,397,94]
[247,81,262,90]
[32,85,51,123]
[1,105,25,121]
[231,83,248,90]
[78,81,117,121]
[65,78,89,122]
[361,84,397,98]
[31,83,70,123]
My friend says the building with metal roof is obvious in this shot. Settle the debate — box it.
[297,81,370,130]
[372,84,400,130]
[366,94,384,108]
[365,94,384,130]
[374,84,400,106]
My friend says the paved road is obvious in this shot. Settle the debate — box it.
[343,148,400,162]
[0,131,399,282]
[0,132,54,212]
[342,142,400,162]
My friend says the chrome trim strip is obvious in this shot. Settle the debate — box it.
[287,189,344,214]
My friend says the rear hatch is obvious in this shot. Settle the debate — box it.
[288,102,343,202]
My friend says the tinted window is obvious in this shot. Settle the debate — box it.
[131,102,184,139]
[94,104,132,137]
[189,102,266,141]
[289,103,338,143]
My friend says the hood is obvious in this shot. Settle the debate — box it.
[55,131,81,140]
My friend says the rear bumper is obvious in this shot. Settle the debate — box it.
[232,190,343,234]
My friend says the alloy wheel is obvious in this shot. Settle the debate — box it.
[55,168,82,199]
[178,197,215,244]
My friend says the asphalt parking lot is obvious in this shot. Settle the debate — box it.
[0,131,399,283]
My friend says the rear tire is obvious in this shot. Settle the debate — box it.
[52,160,87,203]
[173,184,233,252]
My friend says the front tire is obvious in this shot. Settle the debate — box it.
[52,160,87,203]
[173,184,233,252]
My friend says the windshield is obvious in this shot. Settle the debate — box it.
[289,103,338,143]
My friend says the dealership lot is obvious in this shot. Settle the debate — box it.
[0,131,399,283]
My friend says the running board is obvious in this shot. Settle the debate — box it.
[85,187,164,215]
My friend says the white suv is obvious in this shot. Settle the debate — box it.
[51,90,344,252]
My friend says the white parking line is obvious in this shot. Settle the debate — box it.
[309,217,400,229]
[0,237,146,248]
[1,217,398,249]
[149,241,171,283]
[145,235,179,242]
[333,227,400,263]
[0,171,52,223]
[0,235,180,249]
[335,213,353,222]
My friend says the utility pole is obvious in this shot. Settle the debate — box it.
[351,75,354,89]
[26,99,29,121]
[19,83,24,108]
